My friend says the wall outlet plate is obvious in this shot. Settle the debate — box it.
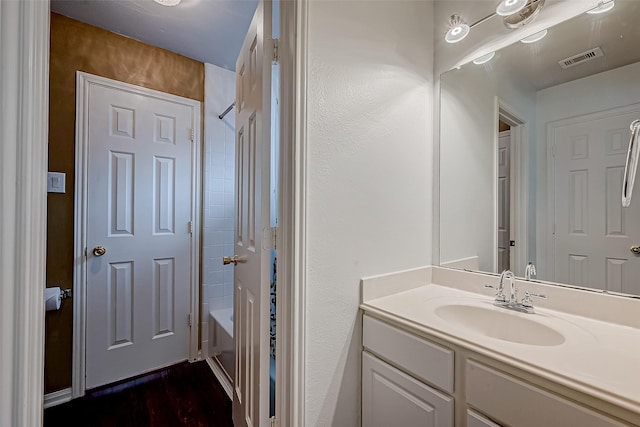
[47,172,66,193]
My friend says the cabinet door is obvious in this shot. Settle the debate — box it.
[362,352,453,427]
[467,409,502,427]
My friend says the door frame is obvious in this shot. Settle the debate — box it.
[544,102,640,283]
[276,1,308,426]
[72,72,202,397]
[495,98,529,276]
[0,1,49,425]
[7,2,307,425]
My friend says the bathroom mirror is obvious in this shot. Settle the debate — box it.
[439,1,640,296]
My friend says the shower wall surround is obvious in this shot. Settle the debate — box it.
[201,63,236,357]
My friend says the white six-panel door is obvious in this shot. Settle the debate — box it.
[83,74,198,389]
[498,131,511,272]
[233,0,273,427]
[552,108,640,294]
[233,1,273,426]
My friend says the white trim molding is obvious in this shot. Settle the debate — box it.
[44,388,73,409]
[205,357,233,400]
[497,98,530,277]
[0,1,50,426]
[277,1,308,426]
[73,72,202,397]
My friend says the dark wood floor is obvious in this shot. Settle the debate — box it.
[44,361,233,427]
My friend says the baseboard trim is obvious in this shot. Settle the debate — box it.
[205,357,232,400]
[44,388,72,409]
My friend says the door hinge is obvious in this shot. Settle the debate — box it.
[552,223,556,235]
[551,142,556,157]
[273,38,279,63]
[188,314,192,327]
[188,221,193,234]
[270,416,277,427]
[84,247,88,257]
[190,128,195,142]
[271,227,278,250]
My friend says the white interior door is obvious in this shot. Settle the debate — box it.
[233,1,273,426]
[553,109,640,293]
[498,130,511,272]
[84,75,197,389]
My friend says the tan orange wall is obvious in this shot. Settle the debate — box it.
[46,12,204,393]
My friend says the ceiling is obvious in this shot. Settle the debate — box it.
[51,0,259,70]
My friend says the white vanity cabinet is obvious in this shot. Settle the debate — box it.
[466,410,501,427]
[362,313,633,427]
[362,315,454,427]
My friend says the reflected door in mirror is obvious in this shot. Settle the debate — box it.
[551,109,640,294]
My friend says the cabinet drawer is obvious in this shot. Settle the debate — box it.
[363,315,454,393]
[362,351,453,427]
[466,360,627,427]
[467,409,502,427]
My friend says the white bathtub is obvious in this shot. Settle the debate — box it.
[210,306,277,415]
[209,307,234,380]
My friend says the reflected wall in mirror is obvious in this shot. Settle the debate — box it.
[439,1,640,296]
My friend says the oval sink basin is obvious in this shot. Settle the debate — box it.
[435,304,565,346]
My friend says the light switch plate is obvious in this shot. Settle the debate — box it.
[47,172,66,193]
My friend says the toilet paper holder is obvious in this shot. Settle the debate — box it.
[50,288,72,299]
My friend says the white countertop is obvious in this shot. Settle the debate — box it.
[361,268,640,416]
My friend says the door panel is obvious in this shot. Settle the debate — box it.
[233,1,272,426]
[553,110,640,293]
[85,79,195,389]
[362,352,454,427]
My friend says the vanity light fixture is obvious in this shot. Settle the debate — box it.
[473,52,496,65]
[587,0,615,14]
[445,0,546,46]
[153,0,181,6]
[496,0,528,16]
[520,29,548,43]
[445,15,471,44]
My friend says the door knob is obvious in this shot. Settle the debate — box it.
[223,255,245,265]
[93,245,107,257]
[631,246,640,256]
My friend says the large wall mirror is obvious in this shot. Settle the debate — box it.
[439,1,640,296]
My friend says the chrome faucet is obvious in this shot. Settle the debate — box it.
[524,262,537,281]
[501,270,518,304]
[484,269,547,314]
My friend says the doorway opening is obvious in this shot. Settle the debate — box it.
[496,101,529,276]
[203,2,280,423]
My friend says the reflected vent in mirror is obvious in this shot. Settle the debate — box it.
[558,47,604,69]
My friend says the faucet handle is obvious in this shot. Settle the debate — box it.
[521,291,547,308]
[484,284,507,303]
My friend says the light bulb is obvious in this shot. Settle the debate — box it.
[153,0,181,6]
[473,52,496,65]
[496,0,528,16]
[445,15,470,44]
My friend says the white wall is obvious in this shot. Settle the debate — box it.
[535,61,640,275]
[439,64,536,272]
[201,63,236,356]
[304,2,434,425]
